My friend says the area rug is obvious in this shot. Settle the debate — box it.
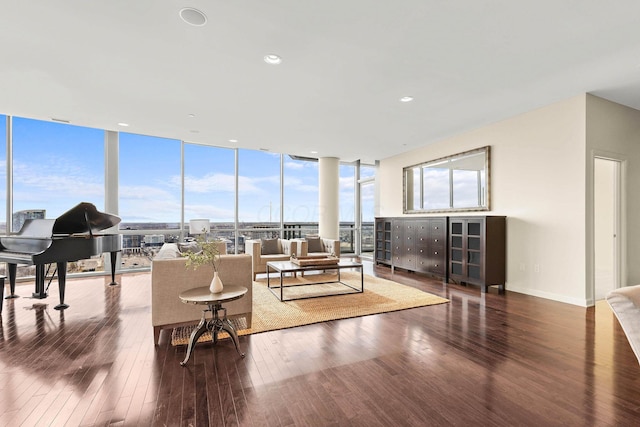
[171,271,449,346]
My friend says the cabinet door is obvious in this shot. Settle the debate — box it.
[449,219,465,279]
[375,218,392,264]
[465,219,485,283]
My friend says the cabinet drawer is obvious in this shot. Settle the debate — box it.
[429,262,445,275]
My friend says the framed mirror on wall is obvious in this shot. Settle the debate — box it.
[404,146,490,213]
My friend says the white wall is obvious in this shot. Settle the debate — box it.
[379,95,590,305]
[585,95,640,299]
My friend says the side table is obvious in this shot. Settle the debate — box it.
[178,284,248,366]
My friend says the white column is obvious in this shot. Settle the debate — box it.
[104,130,119,215]
[104,130,120,274]
[318,157,339,239]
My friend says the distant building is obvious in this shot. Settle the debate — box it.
[12,209,46,232]
[143,234,165,246]
[122,234,143,250]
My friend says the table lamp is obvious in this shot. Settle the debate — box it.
[189,219,210,236]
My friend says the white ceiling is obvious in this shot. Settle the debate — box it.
[2,1,640,164]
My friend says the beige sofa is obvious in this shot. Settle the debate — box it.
[245,239,298,280]
[151,243,253,345]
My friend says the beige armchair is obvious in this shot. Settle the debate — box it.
[245,238,298,280]
[297,236,341,258]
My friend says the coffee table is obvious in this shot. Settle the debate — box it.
[266,260,363,301]
[178,284,247,366]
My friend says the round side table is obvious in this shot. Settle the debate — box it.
[178,284,248,366]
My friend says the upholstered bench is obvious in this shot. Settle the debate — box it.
[151,243,253,345]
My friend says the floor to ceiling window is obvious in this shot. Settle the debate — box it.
[283,156,319,237]
[11,117,105,275]
[119,132,181,269]
[184,143,236,251]
[237,149,281,249]
[339,163,356,254]
[360,164,376,256]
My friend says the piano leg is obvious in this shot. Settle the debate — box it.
[55,261,68,310]
[109,251,119,286]
[33,264,47,299]
[5,263,19,299]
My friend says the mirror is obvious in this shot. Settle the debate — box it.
[404,146,490,213]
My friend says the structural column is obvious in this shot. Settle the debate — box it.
[104,130,120,275]
[318,157,339,239]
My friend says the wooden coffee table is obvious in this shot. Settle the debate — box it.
[178,284,247,366]
[266,260,363,301]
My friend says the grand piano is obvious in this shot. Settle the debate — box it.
[0,202,121,310]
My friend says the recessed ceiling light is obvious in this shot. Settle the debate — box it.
[118,122,129,127]
[190,130,200,133]
[264,54,282,65]
[229,139,238,143]
[179,8,207,26]
[310,151,318,154]
[400,96,414,103]
[187,113,195,118]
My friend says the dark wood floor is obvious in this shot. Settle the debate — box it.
[1,262,639,426]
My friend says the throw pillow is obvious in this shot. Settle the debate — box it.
[261,238,280,255]
[306,237,323,253]
[178,241,202,254]
[154,243,181,259]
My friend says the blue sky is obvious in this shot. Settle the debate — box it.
[1,115,372,226]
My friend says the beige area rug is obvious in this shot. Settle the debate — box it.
[171,271,449,346]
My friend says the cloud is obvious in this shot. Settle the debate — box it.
[284,161,305,170]
[339,175,354,190]
[11,158,104,213]
[176,173,236,193]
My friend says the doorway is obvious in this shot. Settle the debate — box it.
[594,157,622,300]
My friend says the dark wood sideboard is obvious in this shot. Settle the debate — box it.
[375,216,506,292]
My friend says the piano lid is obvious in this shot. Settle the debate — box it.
[52,202,121,236]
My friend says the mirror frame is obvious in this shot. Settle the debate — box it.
[403,146,490,213]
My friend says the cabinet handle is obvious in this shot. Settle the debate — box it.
[434,251,438,255]
[434,239,438,242]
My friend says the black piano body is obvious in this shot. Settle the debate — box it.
[0,202,121,310]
